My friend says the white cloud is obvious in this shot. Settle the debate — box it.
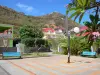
[16,3,37,13]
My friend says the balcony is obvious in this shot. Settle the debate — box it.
[0,33,12,38]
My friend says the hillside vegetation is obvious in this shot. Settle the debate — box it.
[0,5,80,37]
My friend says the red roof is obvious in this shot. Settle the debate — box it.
[43,28,55,33]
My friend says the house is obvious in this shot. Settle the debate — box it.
[42,27,63,39]
[42,28,56,39]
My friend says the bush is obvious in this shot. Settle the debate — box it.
[19,25,44,39]
[21,38,35,47]
[59,37,90,55]
[35,38,49,47]
[21,38,49,47]
[93,39,100,52]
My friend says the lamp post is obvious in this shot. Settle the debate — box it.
[67,27,80,63]
[64,16,80,63]
[67,30,70,63]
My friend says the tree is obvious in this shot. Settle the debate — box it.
[82,14,100,48]
[59,36,89,55]
[66,0,100,49]
[19,25,44,39]
[66,0,100,23]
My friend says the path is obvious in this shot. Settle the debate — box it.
[0,55,100,75]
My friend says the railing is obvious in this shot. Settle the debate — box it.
[0,33,12,38]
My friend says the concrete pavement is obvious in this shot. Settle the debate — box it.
[0,65,11,75]
[0,55,100,75]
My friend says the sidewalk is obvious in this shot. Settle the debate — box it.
[0,65,10,75]
[0,55,100,75]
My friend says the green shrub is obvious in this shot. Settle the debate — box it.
[53,51,63,54]
[19,25,44,39]
[35,38,48,47]
[59,37,90,55]
[21,38,35,47]
[93,39,100,51]
[21,38,49,47]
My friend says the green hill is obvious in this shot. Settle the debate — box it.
[0,5,80,37]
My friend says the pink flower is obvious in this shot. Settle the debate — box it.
[92,32,100,36]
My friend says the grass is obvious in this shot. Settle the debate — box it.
[23,52,49,58]
[97,54,100,58]
[52,51,63,55]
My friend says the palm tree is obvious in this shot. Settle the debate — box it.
[66,0,100,23]
[81,14,100,48]
[66,0,100,50]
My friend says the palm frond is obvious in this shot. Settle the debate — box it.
[66,7,76,15]
[77,0,83,6]
[83,0,87,6]
[69,9,81,19]
[74,13,80,21]
[79,12,85,23]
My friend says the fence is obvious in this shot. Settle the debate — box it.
[0,47,17,54]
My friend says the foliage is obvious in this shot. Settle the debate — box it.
[47,34,66,51]
[19,25,44,39]
[0,26,10,32]
[48,39,59,50]
[93,39,100,50]
[59,36,89,55]
[53,51,63,54]
[21,38,35,47]
[0,5,80,38]
[21,38,49,47]
[95,39,100,48]
[66,0,100,52]
[35,38,49,47]
[82,14,100,47]
[22,52,49,58]
[66,0,100,23]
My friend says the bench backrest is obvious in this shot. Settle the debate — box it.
[3,52,21,57]
[82,51,96,55]
[0,47,17,54]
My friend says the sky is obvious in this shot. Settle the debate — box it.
[0,0,92,25]
[0,0,69,16]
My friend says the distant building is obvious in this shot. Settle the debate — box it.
[0,24,13,47]
[42,27,64,39]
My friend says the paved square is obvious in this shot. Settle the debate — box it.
[0,55,100,75]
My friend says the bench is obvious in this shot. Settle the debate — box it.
[2,52,22,59]
[81,51,97,58]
